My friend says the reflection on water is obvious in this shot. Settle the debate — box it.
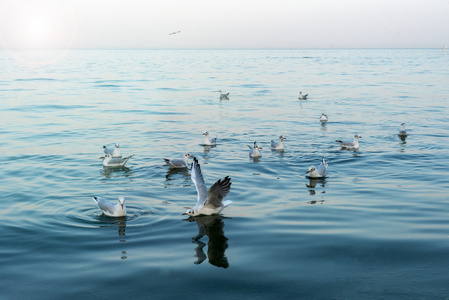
[271,149,285,157]
[320,123,327,131]
[398,135,407,143]
[251,156,262,163]
[306,177,326,196]
[165,168,190,186]
[185,215,230,268]
[100,166,133,178]
[202,144,217,153]
[97,216,128,259]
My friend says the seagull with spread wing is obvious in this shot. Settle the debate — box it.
[183,157,232,216]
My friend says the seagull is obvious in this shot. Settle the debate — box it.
[336,135,362,149]
[100,154,134,167]
[112,143,122,158]
[103,144,122,158]
[398,123,407,137]
[163,153,193,169]
[218,90,229,99]
[298,91,308,100]
[248,141,262,158]
[92,195,127,217]
[320,113,328,123]
[169,30,181,35]
[271,135,287,150]
[183,157,232,216]
[306,157,328,178]
[202,131,217,146]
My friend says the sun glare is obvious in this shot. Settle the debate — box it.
[0,0,77,51]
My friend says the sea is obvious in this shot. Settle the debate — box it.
[1,49,448,299]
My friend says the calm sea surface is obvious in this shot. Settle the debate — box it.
[1,49,449,299]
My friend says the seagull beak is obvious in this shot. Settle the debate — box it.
[182,213,188,215]
[99,156,104,159]
[306,170,310,174]
[121,204,124,209]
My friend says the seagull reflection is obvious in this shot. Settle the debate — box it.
[306,178,326,196]
[100,166,133,179]
[97,215,128,259]
[202,144,218,153]
[398,135,407,143]
[165,167,190,185]
[185,215,230,268]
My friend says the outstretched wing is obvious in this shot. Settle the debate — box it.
[191,157,208,205]
[205,176,232,208]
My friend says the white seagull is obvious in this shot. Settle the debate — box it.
[336,135,362,149]
[101,154,134,167]
[398,123,407,137]
[298,91,308,100]
[202,131,217,146]
[163,153,193,169]
[320,113,328,123]
[112,144,121,158]
[183,157,232,216]
[218,90,229,99]
[306,157,328,178]
[92,195,127,217]
[248,141,263,158]
[103,144,122,158]
[271,135,287,150]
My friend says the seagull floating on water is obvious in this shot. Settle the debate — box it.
[100,154,134,167]
[298,91,308,100]
[306,157,328,178]
[320,113,328,123]
[92,195,127,217]
[248,141,262,157]
[336,135,362,149]
[164,153,193,169]
[202,131,217,146]
[218,90,229,99]
[398,123,408,137]
[271,135,287,150]
[183,157,232,216]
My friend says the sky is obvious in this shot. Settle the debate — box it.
[0,0,448,50]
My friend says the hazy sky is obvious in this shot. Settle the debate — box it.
[0,0,448,50]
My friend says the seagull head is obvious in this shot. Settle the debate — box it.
[115,143,120,148]
[100,154,112,160]
[280,135,286,140]
[118,196,125,209]
[355,135,362,139]
[183,208,195,216]
[202,131,209,136]
[306,166,316,174]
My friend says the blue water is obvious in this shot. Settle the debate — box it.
[1,49,449,299]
